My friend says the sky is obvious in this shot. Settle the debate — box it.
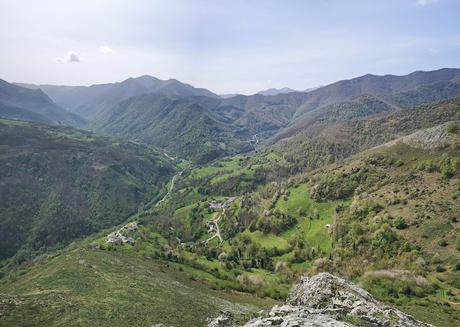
[0,0,459,94]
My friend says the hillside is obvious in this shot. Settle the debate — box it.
[218,92,308,136]
[16,68,460,165]
[275,68,460,140]
[87,91,312,162]
[2,119,458,326]
[0,249,275,327]
[85,68,460,163]
[271,96,460,173]
[139,120,460,326]
[0,79,84,126]
[294,68,460,118]
[88,93,253,163]
[0,119,174,263]
[0,117,459,326]
[18,75,219,119]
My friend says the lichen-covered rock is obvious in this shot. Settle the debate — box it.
[207,310,234,327]
[240,273,432,327]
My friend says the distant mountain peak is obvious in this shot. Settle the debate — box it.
[257,87,297,96]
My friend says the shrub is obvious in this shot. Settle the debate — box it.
[436,265,446,273]
[447,122,459,134]
[438,239,448,247]
[440,158,457,180]
[453,262,460,271]
[392,217,408,230]
[456,236,460,251]
[452,278,460,289]
[417,160,438,173]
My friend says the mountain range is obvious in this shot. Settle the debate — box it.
[257,87,298,96]
[0,68,459,327]
[6,68,460,163]
[17,75,219,119]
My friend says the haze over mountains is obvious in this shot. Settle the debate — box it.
[257,87,298,96]
[256,86,321,96]
[17,75,219,119]
[4,68,460,163]
[0,79,84,126]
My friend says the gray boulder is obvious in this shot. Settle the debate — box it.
[241,273,432,327]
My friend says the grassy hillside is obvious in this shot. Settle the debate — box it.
[1,120,459,326]
[98,121,459,326]
[0,119,174,264]
[309,121,460,326]
[0,248,275,327]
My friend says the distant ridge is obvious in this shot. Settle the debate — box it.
[17,75,219,119]
[257,87,298,96]
[0,79,84,126]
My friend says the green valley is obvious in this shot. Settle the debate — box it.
[1,69,460,327]
[0,119,174,265]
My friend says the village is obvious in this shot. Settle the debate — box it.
[104,197,238,248]
[106,222,138,245]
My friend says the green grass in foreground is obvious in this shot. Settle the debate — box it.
[0,249,276,327]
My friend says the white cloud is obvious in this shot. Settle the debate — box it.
[416,0,438,6]
[99,45,114,54]
[56,50,81,63]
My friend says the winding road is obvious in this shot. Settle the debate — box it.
[250,133,259,151]
[155,170,183,207]
[205,208,225,244]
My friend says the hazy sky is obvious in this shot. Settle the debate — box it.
[1,0,459,94]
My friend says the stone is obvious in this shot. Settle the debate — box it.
[207,310,233,327]
[240,273,432,327]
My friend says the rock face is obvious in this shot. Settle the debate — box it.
[207,310,234,327]
[383,121,458,150]
[236,273,432,327]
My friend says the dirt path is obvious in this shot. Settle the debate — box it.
[250,134,259,151]
[156,170,183,207]
[205,208,225,243]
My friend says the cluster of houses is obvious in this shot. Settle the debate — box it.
[207,197,237,209]
[106,222,138,245]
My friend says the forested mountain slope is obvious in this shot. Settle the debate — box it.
[0,79,84,126]
[275,69,460,140]
[88,93,253,163]
[0,119,174,263]
[272,97,460,173]
[87,91,311,162]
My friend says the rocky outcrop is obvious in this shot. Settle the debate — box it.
[219,273,432,327]
[207,310,234,327]
[382,121,458,150]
